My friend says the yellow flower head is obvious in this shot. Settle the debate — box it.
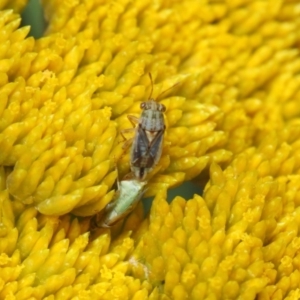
[0,1,229,216]
[0,0,300,299]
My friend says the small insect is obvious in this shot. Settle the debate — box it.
[93,174,147,228]
[122,73,176,180]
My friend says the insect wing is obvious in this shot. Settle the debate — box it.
[131,126,150,166]
[114,180,145,212]
[140,106,165,132]
[148,129,164,165]
[101,179,146,227]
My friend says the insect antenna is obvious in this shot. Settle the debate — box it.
[156,80,181,102]
[148,72,154,100]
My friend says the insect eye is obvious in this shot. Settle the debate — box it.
[140,102,146,109]
[161,104,166,112]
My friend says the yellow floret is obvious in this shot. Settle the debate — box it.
[129,128,300,298]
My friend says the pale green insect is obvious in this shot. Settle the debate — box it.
[96,177,147,228]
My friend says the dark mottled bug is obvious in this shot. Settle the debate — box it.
[122,73,178,180]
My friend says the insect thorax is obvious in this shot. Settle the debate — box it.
[140,100,166,112]
[140,110,165,132]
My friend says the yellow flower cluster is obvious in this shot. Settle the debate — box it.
[132,127,300,299]
[0,0,26,13]
[0,0,228,216]
[0,0,299,299]
[0,169,149,299]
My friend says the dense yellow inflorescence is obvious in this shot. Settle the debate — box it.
[0,0,300,299]
[132,126,300,299]
[0,169,150,299]
[0,0,26,13]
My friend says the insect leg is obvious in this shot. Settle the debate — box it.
[119,114,139,143]
[120,127,135,142]
[127,114,139,127]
